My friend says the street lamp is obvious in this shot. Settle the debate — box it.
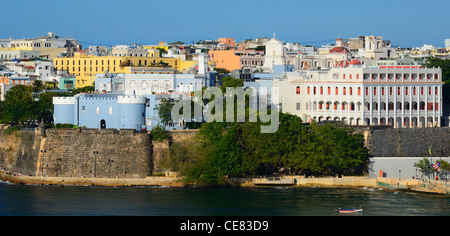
[93,151,98,177]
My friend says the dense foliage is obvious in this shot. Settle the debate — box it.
[166,113,370,185]
[0,85,62,125]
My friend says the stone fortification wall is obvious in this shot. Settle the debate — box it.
[1,126,449,181]
[366,127,450,157]
[0,127,42,176]
[40,129,152,178]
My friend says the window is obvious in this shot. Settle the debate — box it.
[296,86,300,95]
[296,102,301,110]
[82,106,85,114]
[320,87,323,95]
[109,107,113,115]
[335,87,339,95]
[96,106,99,114]
[307,86,310,94]
[358,87,361,96]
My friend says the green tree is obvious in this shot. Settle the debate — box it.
[154,98,174,125]
[157,48,168,57]
[150,125,172,141]
[166,113,370,184]
[32,80,45,92]
[36,91,59,124]
[417,158,432,173]
[220,76,244,92]
[214,68,230,75]
[1,85,36,124]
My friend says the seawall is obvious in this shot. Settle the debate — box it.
[1,126,450,193]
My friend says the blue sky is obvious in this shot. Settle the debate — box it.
[1,0,449,48]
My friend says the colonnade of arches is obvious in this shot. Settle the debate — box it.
[311,116,439,128]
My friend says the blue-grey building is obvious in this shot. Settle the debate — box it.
[53,71,216,130]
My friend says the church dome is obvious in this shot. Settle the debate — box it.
[329,46,349,54]
[349,59,361,65]
[335,60,350,68]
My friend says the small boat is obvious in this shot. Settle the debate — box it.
[339,208,363,213]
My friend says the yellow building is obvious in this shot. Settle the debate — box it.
[53,51,182,88]
[7,40,68,59]
[143,41,169,51]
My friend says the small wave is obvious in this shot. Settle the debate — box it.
[0,180,14,185]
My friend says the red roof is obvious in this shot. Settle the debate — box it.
[350,59,361,65]
[330,46,349,54]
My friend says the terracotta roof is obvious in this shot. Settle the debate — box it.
[349,59,361,65]
[330,46,350,54]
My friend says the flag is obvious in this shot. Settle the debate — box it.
[429,146,432,155]
[433,162,440,170]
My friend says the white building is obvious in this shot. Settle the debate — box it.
[274,59,444,128]
[111,44,149,57]
[263,34,286,72]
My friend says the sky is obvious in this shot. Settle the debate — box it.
[1,0,450,48]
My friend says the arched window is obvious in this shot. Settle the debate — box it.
[296,86,300,95]
[335,87,339,95]
[307,86,310,94]
[320,87,323,95]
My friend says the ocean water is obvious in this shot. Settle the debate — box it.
[0,180,449,217]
